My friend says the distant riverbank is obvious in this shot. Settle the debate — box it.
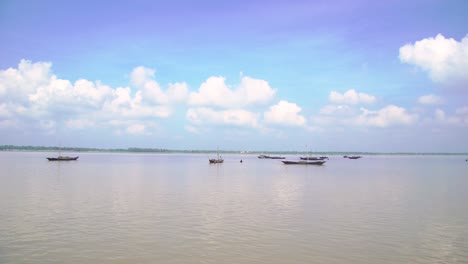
[1,145,466,156]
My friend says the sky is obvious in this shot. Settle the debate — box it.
[0,0,467,152]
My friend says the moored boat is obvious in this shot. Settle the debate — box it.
[300,156,327,160]
[258,155,285,159]
[47,156,79,161]
[209,147,224,164]
[282,160,326,165]
[344,155,362,159]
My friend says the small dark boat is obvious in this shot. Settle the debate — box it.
[282,160,326,165]
[345,155,362,159]
[258,155,285,159]
[300,156,327,160]
[268,156,285,159]
[47,156,79,161]
[209,148,224,164]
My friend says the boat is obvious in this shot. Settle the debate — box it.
[258,155,285,159]
[344,155,362,159]
[300,156,327,160]
[282,160,326,165]
[47,156,79,161]
[47,145,79,161]
[268,156,285,159]
[209,148,224,164]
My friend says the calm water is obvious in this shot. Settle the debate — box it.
[0,152,467,264]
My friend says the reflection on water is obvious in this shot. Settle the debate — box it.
[0,152,467,263]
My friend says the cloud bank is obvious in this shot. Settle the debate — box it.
[0,60,308,136]
[0,60,183,135]
[1,57,466,146]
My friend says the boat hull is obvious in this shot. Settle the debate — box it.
[47,156,79,161]
[300,157,327,160]
[258,155,285,159]
[209,159,224,164]
[344,156,362,159]
[282,160,326,165]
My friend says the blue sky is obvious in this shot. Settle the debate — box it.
[0,0,467,152]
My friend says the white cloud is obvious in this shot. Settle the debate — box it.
[101,87,172,118]
[186,107,259,127]
[355,105,417,127]
[0,59,51,99]
[319,104,354,115]
[329,89,376,105]
[418,94,443,105]
[263,100,306,126]
[399,34,468,84]
[188,76,276,108]
[130,66,188,104]
[0,60,180,135]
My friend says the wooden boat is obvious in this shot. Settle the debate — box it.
[300,156,327,160]
[299,145,327,161]
[344,155,362,159]
[47,156,79,161]
[258,155,285,159]
[209,158,224,164]
[47,145,78,161]
[282,160,326,165]
[268,156,285,159]
[209,148,224,164]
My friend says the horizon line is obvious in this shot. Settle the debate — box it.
[1,145,467,155]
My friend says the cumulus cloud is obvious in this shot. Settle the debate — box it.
[329,89,376,105]
[418,94,443,105]
[0,60,182,135]
[263,100,306,126]
[130,66,188,104]
[186,107,259,127]
[399,34,468,84]
[355,105,417,127]
[188,76,276,108]
[0,60,51,99]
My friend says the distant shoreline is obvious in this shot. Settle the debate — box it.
[0,145,466,156]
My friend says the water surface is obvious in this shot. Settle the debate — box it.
[1,152,467,263]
